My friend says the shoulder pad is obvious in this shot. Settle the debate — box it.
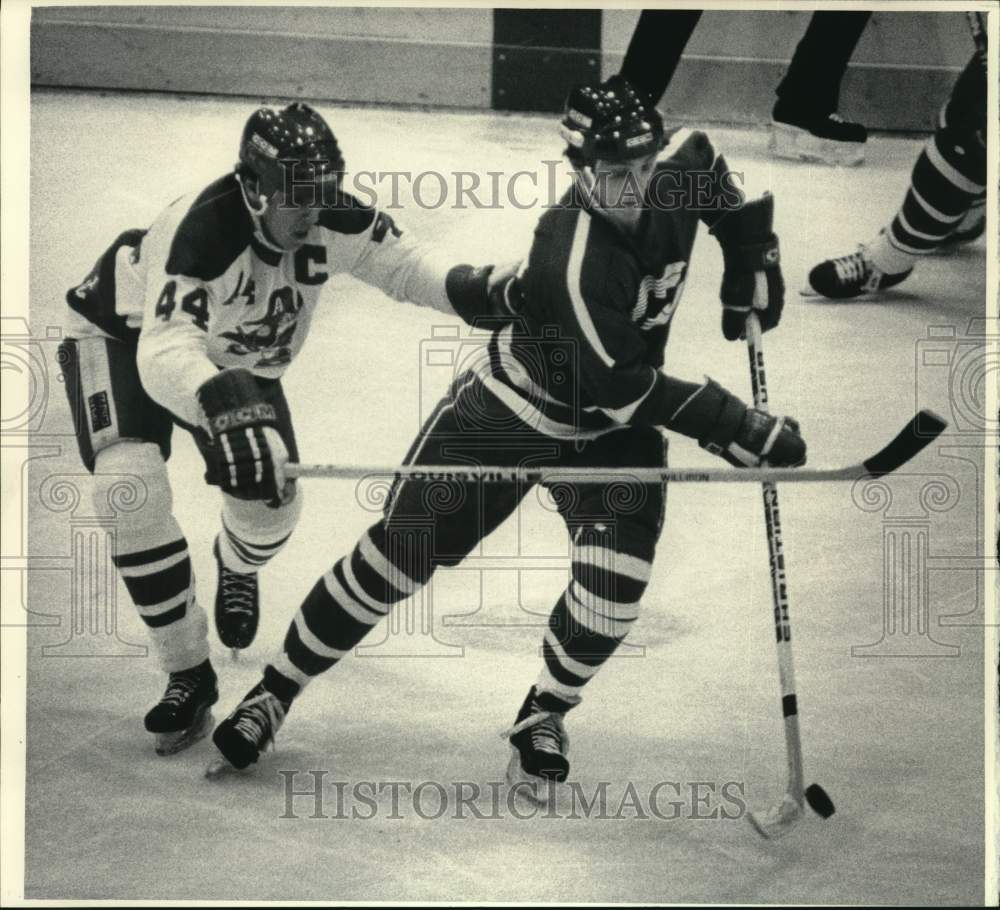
[317,192,378,234]
[165,175,251,281]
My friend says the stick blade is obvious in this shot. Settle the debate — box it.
[861,409,948,477]
[745,794,803,840]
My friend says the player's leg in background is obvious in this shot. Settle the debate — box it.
[933,49,988,248]
[618,9,702,107]
[875,52,988,260]
[208,372,533,772]
[770,11,872,165]
[191,377,303,652]
[806,52,987,300]
[59,334,216,754]
[505,426,667,800]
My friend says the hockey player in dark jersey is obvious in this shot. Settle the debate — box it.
[804,49,986,299]
[59,102,515,756]
[206,78,806,794]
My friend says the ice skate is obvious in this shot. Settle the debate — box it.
[144,659,218,756]
[769,106,867,167]
[803,246,912,300]
[503,686,573,808]
[205,682,289,777]
[213,537,260,655]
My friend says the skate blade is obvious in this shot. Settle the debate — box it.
[204,737,269,778]
[153,708,214,757]
[504,751,569,812]
[799,283,883,302]
[769,124,865,167]
[205,752,243,779]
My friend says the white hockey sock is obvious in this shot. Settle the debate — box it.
[147,596,210,673]
[96,442,209,674]
[219,491,302,573]
[865,229,917,275]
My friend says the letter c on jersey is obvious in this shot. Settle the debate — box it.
[294,245,328,286]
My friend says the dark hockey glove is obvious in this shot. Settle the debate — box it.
[197,369,290,502]
[710,192,784,341]
[446,261,524,326]
[667,378,806,467]
[488,262,525,316]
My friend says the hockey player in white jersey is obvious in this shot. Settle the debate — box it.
[60,102,515,755]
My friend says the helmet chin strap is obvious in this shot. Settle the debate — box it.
[236,171,268,216]
[235,172,286,252]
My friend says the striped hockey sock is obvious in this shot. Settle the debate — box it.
[537,529,652,704]
[112,535,208,672]
[870,110,986,274]
[267,526,423,695]
[218,517,292,574]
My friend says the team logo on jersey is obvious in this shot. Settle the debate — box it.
[219,286,304,367]
[73,273,99,300]
[222,271,256,307]
[633,261,687,330]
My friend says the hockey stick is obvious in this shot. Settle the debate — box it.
[286,410,946,483]
[742,313,834,839]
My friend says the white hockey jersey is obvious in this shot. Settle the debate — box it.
[67,174,460,426]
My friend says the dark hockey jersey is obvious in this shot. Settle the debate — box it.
[66,174,461,426]
[479,129,738,439]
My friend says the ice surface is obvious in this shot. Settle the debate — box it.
[23,90,987,903]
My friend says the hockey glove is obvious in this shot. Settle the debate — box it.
[710,192,784,341]
[488,260,525,316]
[667,378,805,467]
[197,369,291,503]
[446,260,524,326]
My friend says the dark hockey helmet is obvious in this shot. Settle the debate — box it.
[560,75,665,168]
[238,102,345,199]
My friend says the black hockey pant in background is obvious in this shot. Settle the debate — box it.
[620,9,702,107]
[774,11,871,116]
[620,9,871,116]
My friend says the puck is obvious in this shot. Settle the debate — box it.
[805,783,835,819]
